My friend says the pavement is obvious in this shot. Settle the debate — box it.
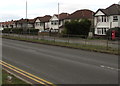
[2,38,119,84]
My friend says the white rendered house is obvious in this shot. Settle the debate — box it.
[49,13,69,32]
[94,4,120,36]
[34,15,51,32]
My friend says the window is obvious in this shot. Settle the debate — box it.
[102,16,104,22]
[51,21,54,25]
[54,22,57,25]
[96,17,101,23]
[101,16,108,22]
[36,22,40,26]
[113,16,118,22]
[97,28,108,35]
[51,20,58,25]
[97,28,101,35]
[104,17,107,22]
[40,23,43,26]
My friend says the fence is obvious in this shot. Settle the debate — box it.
[2,33,119,50]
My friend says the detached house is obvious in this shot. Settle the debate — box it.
[34,15,51,32]
[49,13,69,32]
[94,4,120,36]
[1,20,16,28]
[16,18,35,29]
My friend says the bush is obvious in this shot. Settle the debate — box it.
[27,29,39,35]
[2,28,39,35]
[64,19,91,36]
[2,28,12,33]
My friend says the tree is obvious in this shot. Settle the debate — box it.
[64,19,91,36]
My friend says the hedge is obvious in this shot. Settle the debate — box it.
[2,28,39,35]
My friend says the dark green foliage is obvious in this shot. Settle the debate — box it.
[27,29,39,35]
[2,28,39,35]
[2,28,12,33]
[64,19,91,36]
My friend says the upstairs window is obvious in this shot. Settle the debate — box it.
[101,16,108,22]
[35,22,40,26]
[113,16,118,22]
[51,20,58,25]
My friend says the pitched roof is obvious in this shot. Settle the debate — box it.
[15,18,36,24]
[67,9,94,19]
[35,15,51,22]
[17,18,28,23]
[28,19,36,23]
[41,15,52,22]
[95,4,120,16]
[55,13,70,20]
[1,20,15,25]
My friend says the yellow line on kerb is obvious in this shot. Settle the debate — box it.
[0,62,47,86]
[0,60,56,86]
[0,60,53,84]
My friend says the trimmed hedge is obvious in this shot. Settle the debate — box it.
[2,28,39,35]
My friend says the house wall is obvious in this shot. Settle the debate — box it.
[50,15,67,32]
[45,22,50,30]
[34,19,44,31]
[118,15,120,27]
[50,15,59,30]
[109,15,119,28]
[28,24,34,28]
[17,24,22,28]
[35,19,40,29]
[13,23,17,28]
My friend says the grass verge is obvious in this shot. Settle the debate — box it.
[2,69,31,85]
[2,35,119,55]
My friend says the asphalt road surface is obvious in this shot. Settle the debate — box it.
[2,38,118,84]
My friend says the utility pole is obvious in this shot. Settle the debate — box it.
[26,1,29,34]
[26,0,27,19]
[58,3,60,33]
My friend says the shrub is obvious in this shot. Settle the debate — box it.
[2,28,39,35]
[64,19,91,36]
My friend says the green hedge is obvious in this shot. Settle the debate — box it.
[2,28,39,35]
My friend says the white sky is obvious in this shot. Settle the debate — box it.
[0,0,120,22]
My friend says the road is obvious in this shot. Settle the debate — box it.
[2,38,118,84]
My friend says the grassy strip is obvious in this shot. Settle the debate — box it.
[2,69,31,85]
[2,35,119,55]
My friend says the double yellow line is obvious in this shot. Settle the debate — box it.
[0,60,56,86]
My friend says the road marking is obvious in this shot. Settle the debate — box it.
[0,60,54,85]
[0,62,46,85]
[0,60,56,86]
[100,65,105,68]
[100,65,119,71]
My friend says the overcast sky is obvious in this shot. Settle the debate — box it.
[0,0,120,22]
